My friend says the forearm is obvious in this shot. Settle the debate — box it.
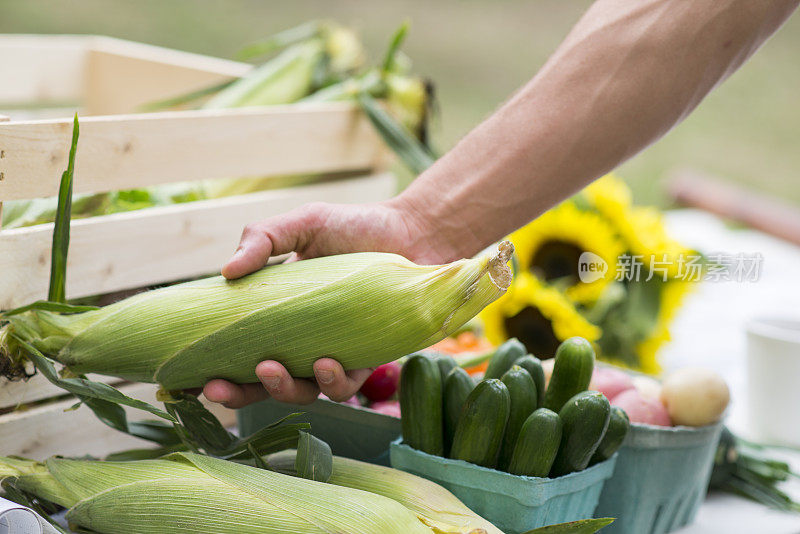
[394,0,798,261]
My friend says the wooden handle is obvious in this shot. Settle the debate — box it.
[667,169,800,246]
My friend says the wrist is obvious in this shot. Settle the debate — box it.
[385,186,483,264]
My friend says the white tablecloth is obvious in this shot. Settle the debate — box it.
[661,210,800,534]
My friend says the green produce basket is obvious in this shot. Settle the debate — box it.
[594,422,723,534]
[390,439,617,534]
[238,398,400,466]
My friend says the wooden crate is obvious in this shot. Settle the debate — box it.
[0,35,395,458]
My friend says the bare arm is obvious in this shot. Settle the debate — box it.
[205,0,798,408]
[394,0,799,262]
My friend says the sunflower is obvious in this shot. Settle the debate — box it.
[580,173,632,220]
[614,206,695,279]
[634,278,695,370]
[480,272,601,359]
[510,202,624,304]
[594,278,694,374]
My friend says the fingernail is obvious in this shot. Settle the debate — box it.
[262,375,281,390]
[316,369,334,385]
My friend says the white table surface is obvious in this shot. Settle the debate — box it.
[660,210,800,534]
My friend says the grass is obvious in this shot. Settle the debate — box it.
[1,0,798,206]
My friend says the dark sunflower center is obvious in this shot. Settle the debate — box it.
[530,240,583,284]
[503,306,561,358]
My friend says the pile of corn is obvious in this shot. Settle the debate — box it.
[0,452,497,534]
[1,243,513,389]
[1,20,429,228]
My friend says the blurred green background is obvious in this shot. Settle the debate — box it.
[2,0,797,206]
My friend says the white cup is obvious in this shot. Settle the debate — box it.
[746,317,800,447]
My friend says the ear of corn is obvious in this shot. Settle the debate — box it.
[268,449,501,534]
[1,243,513,389]
[0,453,444,534]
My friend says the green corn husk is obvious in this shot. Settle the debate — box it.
[268,449,502,534]
[0,453,441,534]
[1,243,513,389]
[203,40,325,109]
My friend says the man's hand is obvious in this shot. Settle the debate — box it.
[203,198,455,407]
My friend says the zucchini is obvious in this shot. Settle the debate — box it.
[542,337,595,413]
[399,354,444,455]
[483,338,527,380]
[507,408,562,477]
[550,390,610,477]
[498,365,538,470]
[449,379,510,468]
[435,354,458,387]
[514,354,546,408]
[443,366,475,455]
[589,406,630,465]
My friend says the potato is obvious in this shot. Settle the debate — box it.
[632,375,662,402]
[612,389,672,426]
[660,368,729,427]
[590,367,635,401]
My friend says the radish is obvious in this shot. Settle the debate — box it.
[590,367,635,401]
[632,375,662,401]
[612,389,671,426]
[369,400,401,418]
[360,361,401,402]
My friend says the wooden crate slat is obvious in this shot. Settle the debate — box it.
[0,172,395,309]
[0,35,89,104]
[0,382,236,459]
[0,103,385,202]
[84,36,250,116]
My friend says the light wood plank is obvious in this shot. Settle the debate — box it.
[0,115,6,231]
[0,34,89,104]
[84,36,250,115]
[0,172,396,309]
[0,382,236,459]
[0,103,386,202]
[0,375,120,411]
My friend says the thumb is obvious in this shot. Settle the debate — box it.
[221,206,322,279]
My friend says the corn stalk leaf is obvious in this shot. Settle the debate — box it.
[164,392,235,453]
[236,20,321,61]
[104,444,187,462]
[16,337,176,423]
[521,518,615,534]
[48,114,79,304]
[127,420,183,447]
[381,20,409,73]
[295,431,332,482]
[0,300,99,318]
[358,93,435,175]
[222,413,309,459]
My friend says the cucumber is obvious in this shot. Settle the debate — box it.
[483,338,527,380]
[399,354,443,455]
[443,367,475,455]
[514,354,546,408]
[507,408,562,477]
[550,390,611,477]
[435,354,458,387]
[449,379,510,468]
[542,337,595,413]
[497,365,538,470]
[589,406,630,465]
